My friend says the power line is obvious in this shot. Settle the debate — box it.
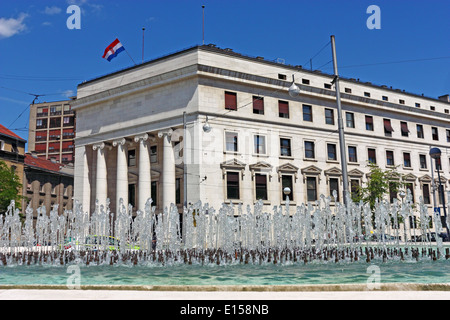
[325,55,450,70]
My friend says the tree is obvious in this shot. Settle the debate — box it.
[352,162,404,209]
[0,160,22,214]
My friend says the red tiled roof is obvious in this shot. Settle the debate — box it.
[25,154,62,173]
[0,124,26,141]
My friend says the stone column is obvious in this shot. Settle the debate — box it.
[74,145,91,214]
[134,133,151,211]
[112,138,128,211]
[158,129,175,210]
[93,142,107,209]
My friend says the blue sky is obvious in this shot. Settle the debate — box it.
[1,0,449,144]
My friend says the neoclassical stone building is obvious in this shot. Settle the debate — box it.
[73,44,450,236]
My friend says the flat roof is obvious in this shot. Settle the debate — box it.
[77,44,450,105]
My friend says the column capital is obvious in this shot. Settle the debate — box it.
[134,133,149,143]
[112,138,127,147]
[158,128,173,138]
[92,142,105,151]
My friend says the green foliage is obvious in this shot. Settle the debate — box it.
[351,162,404,209]
[0,160,22,214]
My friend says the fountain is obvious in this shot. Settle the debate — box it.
[0,191,449,287]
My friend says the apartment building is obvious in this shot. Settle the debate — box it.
[72,44,450,237]
[28,99,76,164]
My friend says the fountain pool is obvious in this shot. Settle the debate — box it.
[1,259,449,287]
[1,194,449,289]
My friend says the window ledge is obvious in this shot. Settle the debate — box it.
[224,199,243,204]
[254,200,271,205]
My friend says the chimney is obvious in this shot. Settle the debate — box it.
[438,94,450,103]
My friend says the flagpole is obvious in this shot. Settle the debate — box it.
[202,5,205,45]
[125,48,137,66]
[142,27,145,63]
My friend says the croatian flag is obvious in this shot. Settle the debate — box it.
[102,38,125,62]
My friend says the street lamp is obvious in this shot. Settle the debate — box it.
[429,147,450,239]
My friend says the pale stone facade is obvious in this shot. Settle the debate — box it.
[73,45,450,238]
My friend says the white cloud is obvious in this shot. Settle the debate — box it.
[66,0,88,5]
[0,13,28,39]
[44,6,62,15]
[62,90,75,98]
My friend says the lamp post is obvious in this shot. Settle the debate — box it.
[429,147,450,239]
[288,35,349,206]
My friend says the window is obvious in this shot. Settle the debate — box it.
[150,146,157,163]
[368,148,377,164]
[383,119,394,137]
[36,119,48,129]
[348,146,358,163]
[128,149,136,167]
[278,100,289,118]
[303,105,313,122]
[423,184,431,205]
[329,178,339,202]
[365,116,374,131]
[447,129,450,143]
[282,175,294,201]
[364,92,371,97]
[226,172,240,200]
[302,79,310,85]
[255,174,268,201]
[389,182,397,203]
[417,124,424,139]
[278,74,287,80]
[0,140,4,151]
[382,96,388,101]
[304,141,315,159]
[151,181,157,206]
[306,177,317,202]
[11,143,19,154]
[399,99,405,105]
[253,96,264,115]
[419,154,427,169]
[432,127,439,141]
[400,122,409,137]
[324,83,332,89]
[415,103,421,108]
[345,88,352,93]
[225,91,237,110]
[430,106,436,111]
[386,150,395,166]
[351,180,360,199]
[325,108,334,125]
[254,135,266,154]
[128,184,136,208]
[176,178,181,204]
[346,112,355,128]
[50,117,61,128]
[280,138,292,157]
[327,143,337,161]
[225,132,238,152]
[406,183,415,203]
[403,152,411,168]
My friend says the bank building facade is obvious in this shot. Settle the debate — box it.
[73,45,450,238]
